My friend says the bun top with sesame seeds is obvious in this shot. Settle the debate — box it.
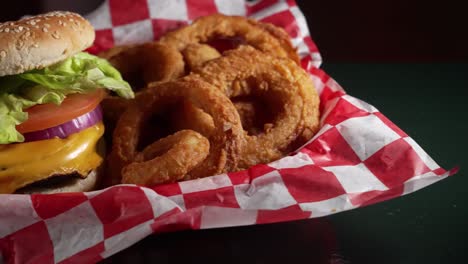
[0,11,95,76]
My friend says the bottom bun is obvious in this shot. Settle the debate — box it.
[16,169,101,194]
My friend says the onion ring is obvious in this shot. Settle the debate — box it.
[122,130,210,185]
[191,46,320,169]
[99,42,184,85]
[171,99,215,137]
[159,14,300,64]
[234,101,257,133]
[182,43,221,70]
[232,100,273,136]
[97,44,134,61]
[108,77,244,184]
[98,42,185,127]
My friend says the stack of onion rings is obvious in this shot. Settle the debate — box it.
[108,77,244,184]
[102,14,320,186]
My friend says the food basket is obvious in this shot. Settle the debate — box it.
[0,1,456,263]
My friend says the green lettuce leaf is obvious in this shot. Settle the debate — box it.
[0,52,133,144]
[20,52,133,98]
[0,91,63,143]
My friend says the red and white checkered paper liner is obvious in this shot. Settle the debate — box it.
[0,0,456,263]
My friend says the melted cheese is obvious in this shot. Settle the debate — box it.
[0,123,104,194]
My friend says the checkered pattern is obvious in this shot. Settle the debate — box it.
[85,0,322,68]
[0,1,457,263]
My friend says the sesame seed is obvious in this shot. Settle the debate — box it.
[30,21,36,25]
[52,31,60,39]
[9,22,14,26]
[32,43,39,48]
[18,26,23,31]
[25,31,31,37]
[63,22,67,26]
[42,27,48,32]
[16,40,24,49]
[0,50,6,58]
[4,28,9,33]
[69,18,74,22]
[44,23,50,28]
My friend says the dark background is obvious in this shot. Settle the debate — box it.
[304,0,468,62]
[1,0,468,62]
[2,1,467,263]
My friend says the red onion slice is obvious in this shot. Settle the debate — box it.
[23,106,103,142]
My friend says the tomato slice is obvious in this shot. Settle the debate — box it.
[16,89,106,133]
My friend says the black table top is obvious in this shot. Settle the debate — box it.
[105,63,468,263]
[323,63,468,264]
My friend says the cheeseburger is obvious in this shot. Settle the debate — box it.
[0,12,133,194]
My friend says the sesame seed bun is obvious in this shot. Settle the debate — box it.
[0,11,95,77]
